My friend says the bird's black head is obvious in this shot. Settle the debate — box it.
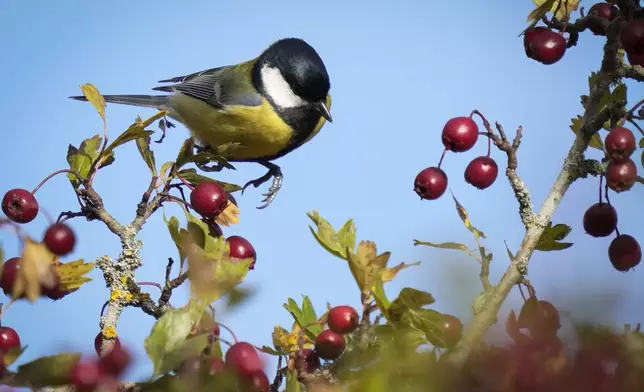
[254,38,331,108]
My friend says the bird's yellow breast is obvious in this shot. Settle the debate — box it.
[168,93,295,161]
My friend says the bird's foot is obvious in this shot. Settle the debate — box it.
[196,160,227,172]
[242,162,283,209]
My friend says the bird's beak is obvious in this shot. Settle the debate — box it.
[315,101,333,123]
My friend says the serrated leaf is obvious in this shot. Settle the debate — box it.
[532,0,580,20]
[347,241,390,294]
[451,193,486,239]
[388,288,435,323]
[145,306,205,375]
[14,239,57,302]
[3,345,27,366]
[66,135,103,187]
[55,259,95,291]
[569,115,603,150]
[381,261,421,283]
[525,0,556,30]
[307,210,354,260]
[80,83,106,121]
[136,135,157,176]
[283,295,322,339]
[536,222,573,251]
[271,324,311,354]
[176,169,242,192]
[336,219,357,253]
[10,353,81,387]
[157,334,210,375]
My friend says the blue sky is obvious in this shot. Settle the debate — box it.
[0,0,642,385]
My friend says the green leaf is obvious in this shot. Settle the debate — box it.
[388,288,435,323]
[3,345,27,366]
[157,334,210,375]
[80,83,106,121]
[225,286,256,309]
[307,210,355,260]
[415,309,447,348]
[164,216,187,262]
[413,240,477,261]
[177,169,242,192]
[260,345,287,356]
[283,295,322,339]
[536,222,573,251]
[66,135,104,187]
[8,353,81,387]
[372,280,391,314]
[524,0,556,31]
[175,137,195,168]
[104,122,153,156]
[285,369,301,392]
[569,115,603,150]
[451,193,486,239]
[144,305,205,375]
[336,219,357,254]
[136,135,157,176]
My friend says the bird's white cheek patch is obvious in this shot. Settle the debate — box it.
[261,66,304,108]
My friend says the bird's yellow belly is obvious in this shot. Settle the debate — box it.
[169,94,294,161]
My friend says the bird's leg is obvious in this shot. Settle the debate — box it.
[193,145,236,172]
[242,161,283,209]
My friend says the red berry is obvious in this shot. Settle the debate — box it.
[627,49,644,66]
[314,330,346,360]
[442,117,479,152]
[1,188,38,224]
[523,27,550,58]
[246,371,270,392]
[583,202,618,238]
[587,3,619,35]
[464,156,499,190]
[99,343,131,377]
[69,360,102,392]
[225,342,264,377]
[606,159,637,192]
[621,19,644,54]
[94,333,121,357]
[43,223,76,256]
[609,234,641,271]
[526,29,567,65]
[190,181,229,219]
[605,127,636,163]
[209,357,225,375]
[226,235,257,270]
[0,257,23,298]
[440,314,463,348]
[518,298,560,339]
[0,326,20,353]
[294,349,320,373]
[42,268,70,300]
[327,306,359,334]
[414,167,448,200]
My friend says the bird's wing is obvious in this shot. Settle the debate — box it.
[152,61,262,108]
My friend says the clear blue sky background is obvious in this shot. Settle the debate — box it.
[0,0,642,386]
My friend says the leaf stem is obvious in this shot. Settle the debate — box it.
[32,169,82,195]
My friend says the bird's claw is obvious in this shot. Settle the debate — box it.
[196,161,227,172]
[241,163,283,209]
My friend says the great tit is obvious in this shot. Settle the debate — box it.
[70,37,332,208]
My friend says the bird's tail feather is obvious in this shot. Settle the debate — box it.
[69,94,168,109]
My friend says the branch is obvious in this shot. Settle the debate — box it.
[445,12,628,367]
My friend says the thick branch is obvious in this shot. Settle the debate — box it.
[445,13,627,367]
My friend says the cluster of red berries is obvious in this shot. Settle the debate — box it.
[1,188,78,300]
[414,116,498,200]
[0,325,21,376]
[68,333,132,391]
[188,181,257,270]
[582,126,641,272]
[523,2,644,67]
[311,305,360,362]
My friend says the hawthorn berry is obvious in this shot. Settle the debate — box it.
[314,330,346,360]
[583,202,618,238]
[190,181,229,219]
[627,49,644,67]
[609,234,641,271]
[69,360,102,392]
[294,348,321,373]
[442,117,479,153]
[42,268,70,300]
[209,357,226,375]
[605,127,636,163]
[440,314,463,348]
[414,167,448,200]
[1,188,38,224]
[94,332,121,357]
[327,305,359,334]
[620,19,644,54]
[464,156,498,190]
[43,223,76,256]
[246,371,270,392]
[226,235,257,270]
[0,326,20,353]
[0,257,22,298]
[524,27,550,58]
[518,298,560,339]
[606,159,637,192]
[587,3,619,35]
[225,342,264,377]
[525,29,567,65]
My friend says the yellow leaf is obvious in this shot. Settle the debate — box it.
[16,239,57,301]
[55,259,96,291]
[272,325,310,353]
[347,241,390,294]
[80,83,106,122]
[381,261,421,283]
[532,0,580,20]
[451,193,486,240]
[215,201,240,227]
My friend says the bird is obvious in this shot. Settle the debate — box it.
[70,37,333,209]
